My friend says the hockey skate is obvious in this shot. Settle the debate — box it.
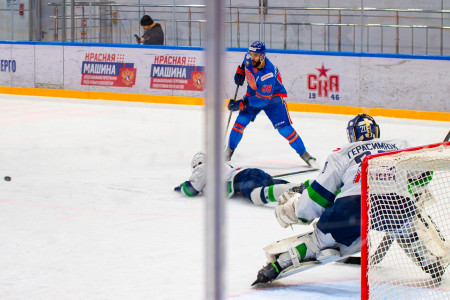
[252,262,284,285]
[252,247,340,286]
[300,151,319,169]
[224,147,234,162]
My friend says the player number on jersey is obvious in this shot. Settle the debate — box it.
[262,85,272,93]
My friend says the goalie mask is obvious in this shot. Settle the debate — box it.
[346,114,380,143]
[191,151,206,170]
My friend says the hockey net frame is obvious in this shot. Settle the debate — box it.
[361,141,450,300]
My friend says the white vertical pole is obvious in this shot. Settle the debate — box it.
[173,0,176,45]
[28,0,32,41]
[441,0,444,55]
[10,3,14,40]
[205,0,225,299]
[259,0,263,41]
[360,0,364,52]
[88,0,92,42]
[70,0,75,42]
[61,0,66,41]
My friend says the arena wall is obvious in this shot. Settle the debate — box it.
[0,41,449,121]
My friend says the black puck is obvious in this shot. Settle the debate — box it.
[4,176,11,181]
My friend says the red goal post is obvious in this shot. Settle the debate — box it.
[361,141,450,300]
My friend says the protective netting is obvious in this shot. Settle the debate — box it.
[365,144,450,299]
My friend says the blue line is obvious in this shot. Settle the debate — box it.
[1,40,449,60]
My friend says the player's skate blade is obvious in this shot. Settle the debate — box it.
[300,151,319,169]
[251,262,281,286]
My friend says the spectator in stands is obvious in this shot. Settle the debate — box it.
[136,15,164,45]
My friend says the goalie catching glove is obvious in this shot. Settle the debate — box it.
[228,97,249,111]
[275,191,312,228]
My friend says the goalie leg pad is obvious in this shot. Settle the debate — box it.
[264,227,337,265]
[254,228,350,285]
[288,242,301,267]
[316,248,341,264]
[397,231,449,281]
[415,213,449,258]
[264,231,314,263]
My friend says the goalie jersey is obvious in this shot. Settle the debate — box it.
[295,138,410,246]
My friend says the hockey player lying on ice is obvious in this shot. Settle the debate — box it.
[173,151,304,206]
[252,113,448,285]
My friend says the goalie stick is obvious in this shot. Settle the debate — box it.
[369,133,449,265]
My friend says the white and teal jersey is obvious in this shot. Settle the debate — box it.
[179,163,244,197]
[295,139,411,222]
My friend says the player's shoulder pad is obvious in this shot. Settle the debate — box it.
[264,58,276,70]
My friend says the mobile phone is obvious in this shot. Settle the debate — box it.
[134,34,140,39]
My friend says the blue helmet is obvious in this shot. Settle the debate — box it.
[248,41,266,55]
[346,114,380,143]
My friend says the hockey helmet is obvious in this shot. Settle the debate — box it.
[248,41,266,55]
[346,114,380,143]
[191,151,206,169]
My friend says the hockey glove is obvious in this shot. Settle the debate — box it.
[234,64,245,86]
[275,192,301,228]
[227,97,249,111]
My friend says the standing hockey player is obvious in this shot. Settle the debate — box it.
[226,41,318,168]
[174,151,304,206]
[252,114,447,285]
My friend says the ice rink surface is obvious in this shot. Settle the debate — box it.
[0,94,448,299]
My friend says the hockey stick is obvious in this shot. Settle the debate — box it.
[224,84,240,141]
[337,256,361,265]
[369,133,449,265]
[370,234,395,265]
[417,211,446,242]
[273,167,319,178]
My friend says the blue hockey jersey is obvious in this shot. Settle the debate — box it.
[241,54,287,107]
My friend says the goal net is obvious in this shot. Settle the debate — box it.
[361,142,450,300]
